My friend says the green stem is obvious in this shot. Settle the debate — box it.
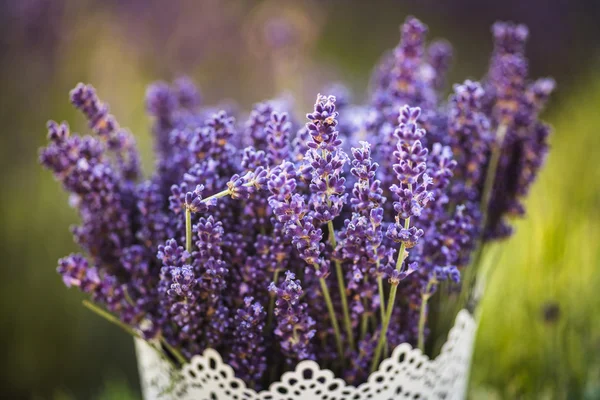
[384,341,389,359]
[184,188,231,255]
[328,220,355,350]
[378,276,389,358]
[83,300,139,338]
[359,243,386,342]
[83,301,185,370]
[371,284,399,373]
[185,208,192,253]
[160,336,187,365]
[374,241,386,323]
[418,279,435,352]
[394,223,411,274]
[123,286,135,306]
[266,268,281,331]
[360,310,369,341]
[318,275,345,362]
[377,276,386,321]
[369,314,377,335]
[479,124,508,236]
[370,215,411,372]
[459,124,507,309]
[319,145,354,351]
[205,188,233,202]
[359,273,369,341]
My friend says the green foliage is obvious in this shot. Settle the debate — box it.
[471,72,600,398]
[50,378,139,400]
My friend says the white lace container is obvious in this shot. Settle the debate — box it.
[135,309,476,400]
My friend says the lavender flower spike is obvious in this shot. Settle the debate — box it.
[305,94,355,349]
[305,94,347,224]
[227,297,267,387]
[387,106,432,249]
[373,106,436,372]
[269,271,316,363]
[70,83,141,180]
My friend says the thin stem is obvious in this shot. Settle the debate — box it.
[359,245,386,342]
[83,300,138,338]
[360,309,369,341]
[83,301,186,371]
[459,242,486,311]
[266,268,281,331]
[359,274,370,341]
[204,188,232,203]
[378,276,389,358]
[479,124,507,235]
[184,188,231,255]
[319,144,353,351]
[369,314,377,335]
[418,279,435,352]
[371,284,398,373]
[370,215,411,372]
[394,219,411,272]
[459,124,507,309]
[373,241,386,323]
[268,365,277,388]
[377,276,386,321]
[185,208,192,253]
[155,349,180,373]
[318,276,345,362]
[160,336,188,365]
[384,341,389,359]
[328,220,355,350]
[123,286,135,306]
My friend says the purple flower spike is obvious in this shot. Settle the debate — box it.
[57,254,100,292]
[268,162,324,267]
[269,271,316,362]
[146,81,178,118]
[245,102,274,150]
[305,94,348,224]
[491,22,529,56]
[427,40,453,90]
[157,238,189,267]
[388,106,434,228]
[70,83,117,137]
[350,141,385,214]
[174,77,202,110]
[266,112,292,165]
[227,297,267,386]
[70,83,141,180]
[306,94,342,152]
[167,265,197,300]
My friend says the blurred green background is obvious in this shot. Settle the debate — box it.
[1,1,599,399]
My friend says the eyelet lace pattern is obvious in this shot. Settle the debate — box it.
[136,309,476,400]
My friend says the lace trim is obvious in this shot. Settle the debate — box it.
[136,309,476,400]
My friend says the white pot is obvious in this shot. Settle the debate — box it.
[136,309,476,400]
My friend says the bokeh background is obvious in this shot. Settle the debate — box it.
[1,1,599,399]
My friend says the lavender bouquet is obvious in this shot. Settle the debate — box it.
[39,17,553,397]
